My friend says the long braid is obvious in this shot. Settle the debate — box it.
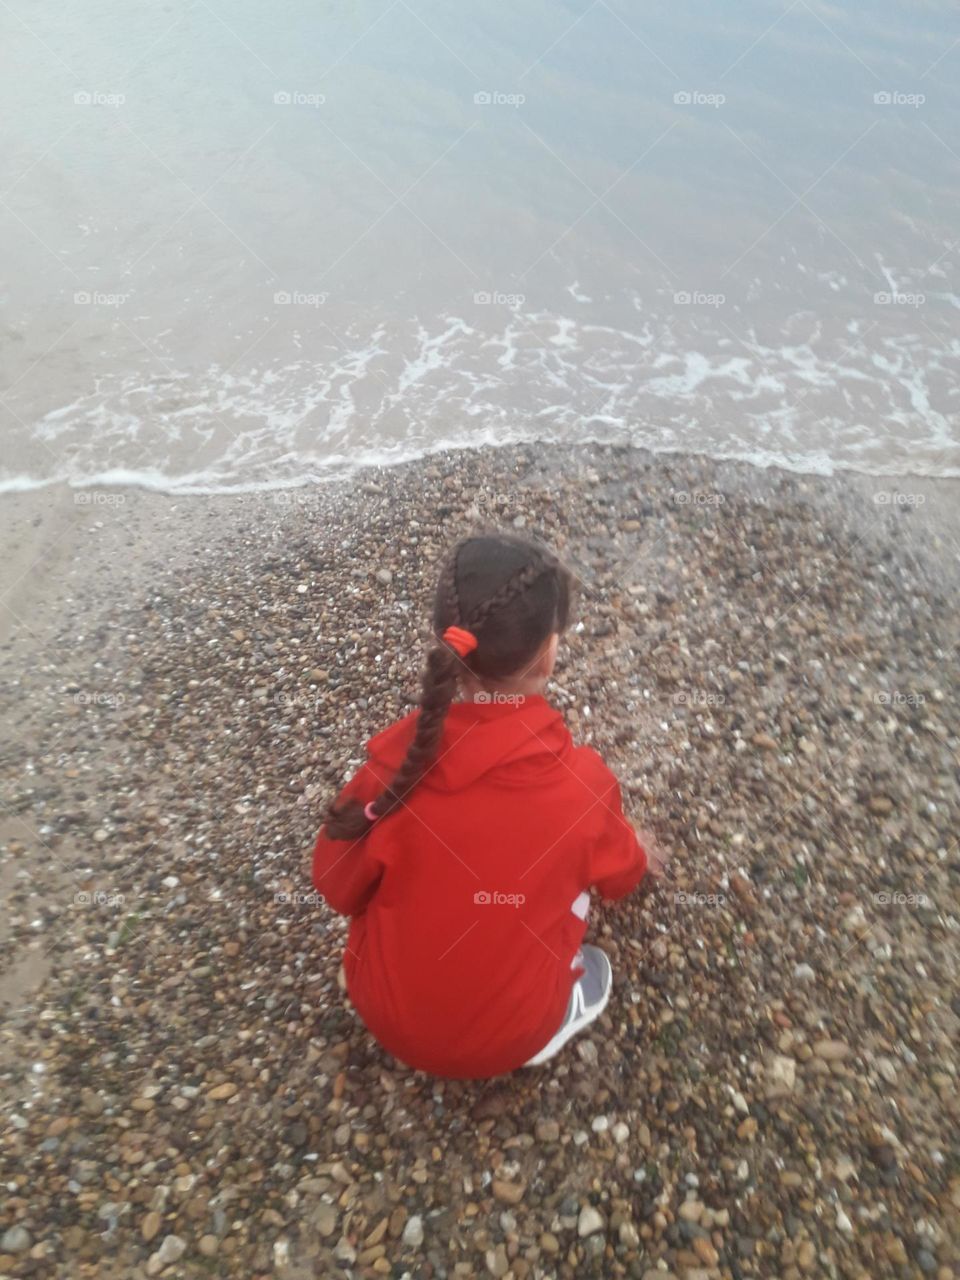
[323,543,557,841]
[463,555,550,635]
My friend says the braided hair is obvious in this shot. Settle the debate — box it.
[322,532,572,841]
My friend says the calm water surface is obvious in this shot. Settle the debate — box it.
[2,0,959,490]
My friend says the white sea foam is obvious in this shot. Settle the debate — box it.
[3,305,958,495]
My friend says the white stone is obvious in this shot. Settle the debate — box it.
[577,1206,605,1237]
[402,1215,424,1247]
[618,1220,640,1248]
[155,1236,186,1265]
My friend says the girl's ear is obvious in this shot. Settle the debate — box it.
[541,632,560,677]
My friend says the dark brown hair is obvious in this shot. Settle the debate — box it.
[323,531,573,841]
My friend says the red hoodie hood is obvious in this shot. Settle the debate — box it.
[365,694,573,792]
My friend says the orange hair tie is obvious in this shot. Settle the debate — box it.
[442,625,478,657]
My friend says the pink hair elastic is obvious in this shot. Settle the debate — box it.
[364,802,378,822]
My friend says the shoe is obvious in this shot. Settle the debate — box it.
[524,944,612,1066]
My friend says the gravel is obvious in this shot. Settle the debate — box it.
[0,441,958,1278]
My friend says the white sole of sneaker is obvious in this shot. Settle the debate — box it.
[523,958,612,1067]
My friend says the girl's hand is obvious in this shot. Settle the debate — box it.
[638,830,670,879]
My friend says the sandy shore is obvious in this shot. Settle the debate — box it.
[1,443,958,1279]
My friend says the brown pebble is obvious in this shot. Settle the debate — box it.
[693,1237,719,1266]
[813,1040,850,1061]
[141,1212,162,1243]
[206,1082,238,1100]
[492,1179,525,1205]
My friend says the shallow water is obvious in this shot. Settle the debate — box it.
[2,0,959,491]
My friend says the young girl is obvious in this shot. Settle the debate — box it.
[312,532,656,1079]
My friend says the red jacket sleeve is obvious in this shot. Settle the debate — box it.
[312,763,385,917]
[589,774,648,900]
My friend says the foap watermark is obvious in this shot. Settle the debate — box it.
[674,90,725,108]
[274,290,329,307]
[873,491,926,506]
[474,90,526,107]
[474,290,525,307]
[274,890,322,906]
[271,490,323,507]
[674,892,726,907]
[274,692,324,710]
[75,890,126,908]
[874,291,925,307]
[468,490,515,512]
[673,490,725,506]
[273,90,325,107]
[73,691,126,707]
[474,890,526,908]
[673,690,726,707]
[74,291,130,307]
[73,491,126,507]
[873,91,925,108]
[674,290,725,307]
[874,891,930,907]
[474,691,526,706]
[74,90,125,108]
[875,691,925,707]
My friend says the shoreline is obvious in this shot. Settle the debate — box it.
[1,441,958,1277]
[2,441,958,638]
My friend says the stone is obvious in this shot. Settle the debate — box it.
[765,1054,797,1094]
[679,1200,704,1222]
[155,1235,186,1265]
[693,1237,719,1266]
[868,795,893,814]
[1,1227,31,1254]
[486,1245,509,1276]
[365,1218,388,1247]
[797,1240,817,1270]
[535,1119,560,1142]
[492,1179,525,1205]
[577,1039,598,1065]
[199,1235,219,1257]
[206,1081,238,1100]
[619,1220,640,1248]
[315,1203,338,1238]
[402,1215,424,1247]
[577,1205,605,1237]
[813,1040,850,1061]
[141,1212,162,1242]
[334,1237,357,1264]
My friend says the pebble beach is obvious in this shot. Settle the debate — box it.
[1,442,959,1280]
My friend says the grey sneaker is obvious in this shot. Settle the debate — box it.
[524,945,612,1066]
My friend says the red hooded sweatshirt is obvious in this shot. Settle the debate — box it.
[312,695,646,1078]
